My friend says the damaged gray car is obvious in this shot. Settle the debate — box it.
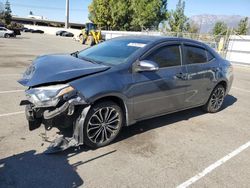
[18,36,233,153]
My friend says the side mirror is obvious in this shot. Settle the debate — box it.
[134,60,159,72]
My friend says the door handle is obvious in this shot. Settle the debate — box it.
[175,72,187,80]
[211,67,219,72]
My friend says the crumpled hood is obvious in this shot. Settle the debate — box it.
[18,54,110,87]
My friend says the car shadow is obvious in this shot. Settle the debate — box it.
[0,148,116,188]
[116,94,237,143]
[0,150,85,188]
[221,94,237,110]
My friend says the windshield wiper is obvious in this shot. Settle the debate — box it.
[79,56,103,65]
[71,51,103,65]
[70,51,79,58]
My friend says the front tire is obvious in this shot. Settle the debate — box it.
[83,101,124,148]
[203,85,226,113]
[4,34,10,38]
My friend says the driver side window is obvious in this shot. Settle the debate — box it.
[145,45,181,68]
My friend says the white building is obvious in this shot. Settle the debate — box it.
[27,15,48,20]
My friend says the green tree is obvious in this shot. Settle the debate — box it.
[185,21,199,33]
[3,0,12,25]
[88,0,112,29]
[109,0,132,30]
[235,17,248,35]
[130,0,168,31]
[159,0,169,21]
[7,22,23,29]
[212,21,228,36]
[168,0,187,32]
[88,0,169,31]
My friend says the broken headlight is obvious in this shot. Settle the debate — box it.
[26,84,75,107]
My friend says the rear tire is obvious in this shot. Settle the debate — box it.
[83,101,124,148]
[203,84,226,113]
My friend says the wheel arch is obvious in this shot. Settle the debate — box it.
[216,80,227,91]
[205,80,228,106]
[91,95,129,126]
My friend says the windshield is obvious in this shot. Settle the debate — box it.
[78,38,150,65]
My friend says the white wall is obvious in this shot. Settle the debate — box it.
[102,30,162,40]
[226,35,250,65]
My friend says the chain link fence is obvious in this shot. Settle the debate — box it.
[151,31,231,58]
[104,29,248,63]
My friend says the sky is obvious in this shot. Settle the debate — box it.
[1,0,250,23]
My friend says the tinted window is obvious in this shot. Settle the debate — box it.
[206,50,215,61]
[146,45,181,68]
[185,45,207,64]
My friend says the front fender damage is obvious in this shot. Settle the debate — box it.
[23,96,91,154]
[44,106,91,154]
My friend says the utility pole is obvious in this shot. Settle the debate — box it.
[65,0,69,28]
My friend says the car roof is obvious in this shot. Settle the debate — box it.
[112,35,205,46]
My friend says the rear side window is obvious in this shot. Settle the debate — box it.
[184,45,207,64]
[145,45,181,68]
[206,50,215,61]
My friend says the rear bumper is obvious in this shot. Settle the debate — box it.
[227,75,234,95]
[225,67,234,95]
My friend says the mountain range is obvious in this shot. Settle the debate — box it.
[189,14,250,33]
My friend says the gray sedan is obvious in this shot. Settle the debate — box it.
[18,36,234,152]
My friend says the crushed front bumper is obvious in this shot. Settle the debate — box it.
[22,96,91,153]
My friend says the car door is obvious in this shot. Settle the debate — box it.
[182,43,218,107]
[131,42,188,120]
